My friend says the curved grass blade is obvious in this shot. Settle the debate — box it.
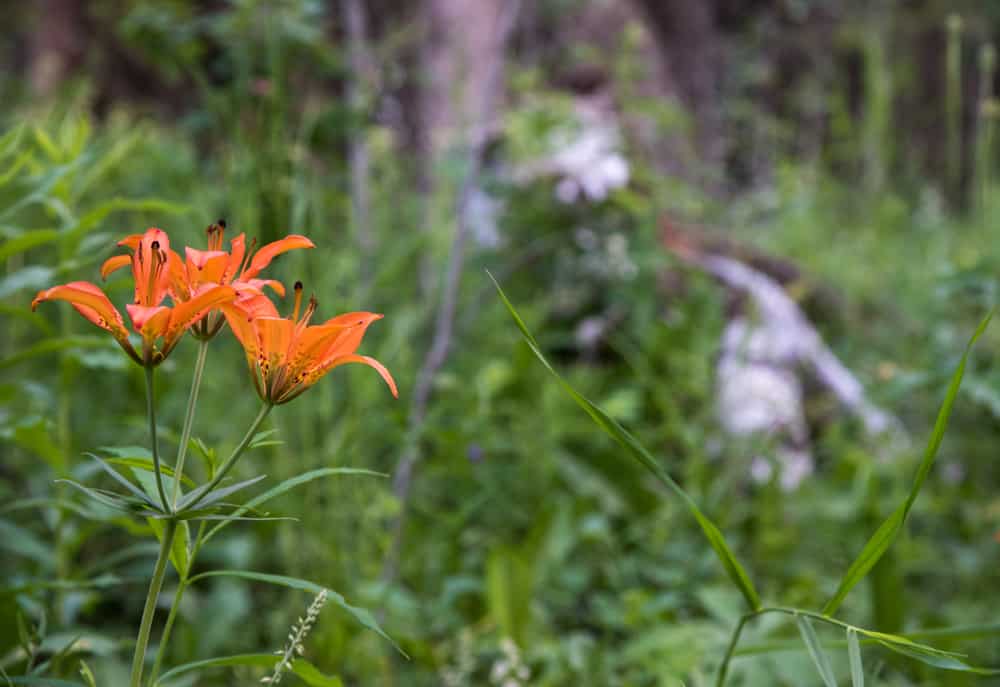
[491,273,761,611]
[203,467,384,543]
[186,570,405,656]
[822,312,992,616]
[797,616,837,687]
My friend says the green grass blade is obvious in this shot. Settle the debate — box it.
[823,312,992,616]
[797,616,837,687]
[847,628,864,687]
[491,273,760,611]
[155,653,341,686]
[186,570,404,655]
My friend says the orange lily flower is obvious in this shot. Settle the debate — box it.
[223,284,397,405]
[33,228,236,366]
[153,220,314,339]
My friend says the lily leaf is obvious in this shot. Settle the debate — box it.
[178,475,267,511]
[186,570,404,656]
[155,653,341,686]
[204,468,384,543]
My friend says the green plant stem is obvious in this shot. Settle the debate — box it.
[188,403,272,508]
[172,341,210,509]
[145,365,170,513]
[129,518,177,687]
[149,522,208,685]
[716,612,752,687]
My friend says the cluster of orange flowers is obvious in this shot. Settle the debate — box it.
[32,223,397,404]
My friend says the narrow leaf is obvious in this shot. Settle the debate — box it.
[491,273,761,610]
[204,468,384,543]
[85,454,158,508]
[185,570,404,655]
[847,628,864,687]
[823,312,992,615]
[155,653,340,686]
[797,616,837,687]
[178,474,267,511]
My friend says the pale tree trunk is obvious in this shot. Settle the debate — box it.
[28,0,86,97]
[342,0,376,291]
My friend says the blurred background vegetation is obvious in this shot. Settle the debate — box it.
[2,0,1000,684]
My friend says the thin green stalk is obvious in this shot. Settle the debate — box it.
[716,612,753,687]
[129,518,177,687]
[144,366,170,513]
[189,403,272,507]
[172,341,210,509]
[149,521,208,685]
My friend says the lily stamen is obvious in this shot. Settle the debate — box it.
[292,281,303,321]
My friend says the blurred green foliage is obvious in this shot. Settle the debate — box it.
[2,0,1000,685]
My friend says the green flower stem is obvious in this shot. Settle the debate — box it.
[189,403,273,508]
[172,340,210,509]
[149,521,208,685]
[129,518,177,687]
[144,365,170,513]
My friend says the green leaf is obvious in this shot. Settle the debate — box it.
[876,641,999,674]
[491,273,761,611]
[148,518,191,576]
[0,336,114,370]
[55,479,145,514]
[78,661,97,687]
[85,454,158,508]
[203,468,385,543]
[5,679,86,686]
[155,653,341,686]
[0,228,61,262]
[185,570,404,655]
[847,628,864,687]
[103,457,195,487]
[0,519,54,565]
[289,661,344,687]
[178,475,267,511]
[822,312,992,616]
[797,616,837,687]
[0,123,26,158]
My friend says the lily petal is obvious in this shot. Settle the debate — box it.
[243,234,314,279]
[33,282,131,342]
[127,304,170,332]
[100,255,131,280]
[164,285,237,345]
[290,354,398,403]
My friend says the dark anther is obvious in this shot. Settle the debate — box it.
[151,241,160,249]
[294,281,303,291]
[217,218,226,228]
